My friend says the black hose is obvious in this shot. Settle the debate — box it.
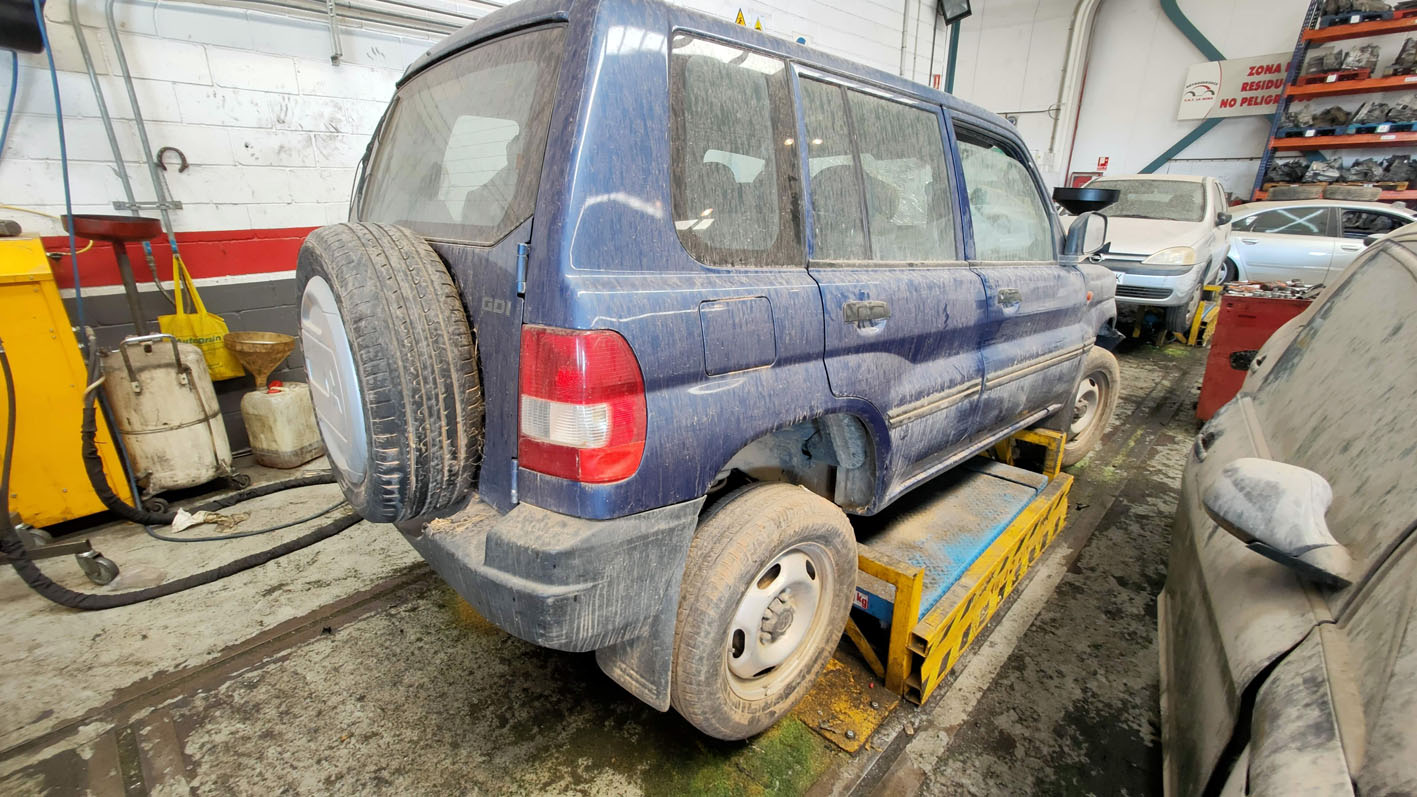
[0,336,363,610]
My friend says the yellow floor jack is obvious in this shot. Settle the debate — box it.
[1128,284,1223,346]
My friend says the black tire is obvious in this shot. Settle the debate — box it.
[1164,284,1202,335]
[672,483,855,740]
[1219,258,1238,284]
[1062,347,1120,466]
[296,223,482,523]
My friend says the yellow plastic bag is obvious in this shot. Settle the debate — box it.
[158,254,245,381]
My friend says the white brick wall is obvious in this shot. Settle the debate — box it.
[0,0,451,236]
[0,0,1313,237]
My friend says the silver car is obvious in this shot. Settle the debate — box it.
[1083,174,1233,333]
[1225,199,1417,284]
[1160,223,1417,796]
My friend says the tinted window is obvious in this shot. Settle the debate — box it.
[1235,207,1329,236]
[846,91,956,261]
[360,27,564,244]
[800,78,866,260]
[1089,178,1206,223]
[671,36,802,267]
[957,135,1053,261]
[1342,210,1407,238]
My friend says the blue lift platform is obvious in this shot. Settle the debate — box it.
[844,428,1072,705]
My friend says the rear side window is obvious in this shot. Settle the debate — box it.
[1235,207,1328,236]
[670,35,803,267]
[359,26,565,244]
[1342,210,1407,238]
[800,79,957,262]
[956,135,1054,261]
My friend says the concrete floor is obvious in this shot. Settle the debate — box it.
[0,342,1206,796]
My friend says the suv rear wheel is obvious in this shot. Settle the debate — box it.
[297,222,483,522]
[672,483,855,739]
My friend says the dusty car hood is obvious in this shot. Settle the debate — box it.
[1098,217,1208,257]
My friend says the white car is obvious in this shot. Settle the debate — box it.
[1074,174,1232,334]
[1225,199,1417,285]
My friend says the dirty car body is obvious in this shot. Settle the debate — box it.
[332,0,1119,724]
[1160,224,1417,795]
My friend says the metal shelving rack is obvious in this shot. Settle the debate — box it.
[1252,0,1417,201]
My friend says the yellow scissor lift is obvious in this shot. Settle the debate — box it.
[843,429,1072,706]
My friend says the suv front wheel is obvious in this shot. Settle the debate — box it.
[672,483,855,739]
[1062,347,1121,466]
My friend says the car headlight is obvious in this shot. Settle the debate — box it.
[1143,246,1198,266]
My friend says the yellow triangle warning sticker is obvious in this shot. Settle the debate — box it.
[735,9,745,25]
[754,17,763,30]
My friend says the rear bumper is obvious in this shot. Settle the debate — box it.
[399,496,703,653]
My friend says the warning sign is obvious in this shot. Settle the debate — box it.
[755,17,763,30]
[735,9,745,25]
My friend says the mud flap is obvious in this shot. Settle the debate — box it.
[596,583,686,711]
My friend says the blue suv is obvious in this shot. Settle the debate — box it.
[297,0,1120,739]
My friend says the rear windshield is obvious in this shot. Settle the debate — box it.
[357,26,565,244]
[1089,179,1206,223]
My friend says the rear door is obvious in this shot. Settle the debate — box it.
[355,26,566,511]
[1332,207,1412,277]
[1230,205,1336,282]
[955,126,1086,435]
[795,70,987,490]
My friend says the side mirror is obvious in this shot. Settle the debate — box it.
[1364,234,1382,247]
[1216,212,1232,226]
[1063,211,1109,259]
[1202,458,1352,587]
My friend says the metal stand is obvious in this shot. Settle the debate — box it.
[0,513,120,585]
[61,214,165,335]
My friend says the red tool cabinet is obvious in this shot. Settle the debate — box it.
[1197,295,1313,421]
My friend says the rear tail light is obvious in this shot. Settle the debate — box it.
[518,325,646,483]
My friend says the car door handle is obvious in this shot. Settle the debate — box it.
[843,300,890,323]
[1240,238,1259,245]
[1339,244,1362,251]
[997,288,1022,306]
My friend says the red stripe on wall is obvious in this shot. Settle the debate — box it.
[40,226,318,290]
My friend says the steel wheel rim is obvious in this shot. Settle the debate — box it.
[1070,374,1104,438]
[725,543,833,700]
[300,276,368,484]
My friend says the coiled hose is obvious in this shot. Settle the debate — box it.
[0,337,362,610]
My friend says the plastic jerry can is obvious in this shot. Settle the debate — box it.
[241,381,325,468]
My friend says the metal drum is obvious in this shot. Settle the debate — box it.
[100,334,234,496]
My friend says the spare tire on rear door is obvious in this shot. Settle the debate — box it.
[297,222,483,522]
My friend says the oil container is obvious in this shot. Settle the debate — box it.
[241,382,324,468]
[101,335,233,495]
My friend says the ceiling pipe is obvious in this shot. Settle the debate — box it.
[1047,0,1103,178]
[897,0,914,77]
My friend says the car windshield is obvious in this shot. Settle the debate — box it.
[1090,179,1206,223]
[357,26,565,244]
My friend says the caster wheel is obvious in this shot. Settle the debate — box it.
[143,497,169,514]
[227,473,253,490]
[16,525,53,549]
[76,551,120,585]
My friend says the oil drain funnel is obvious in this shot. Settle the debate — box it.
[223,332,295,389]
